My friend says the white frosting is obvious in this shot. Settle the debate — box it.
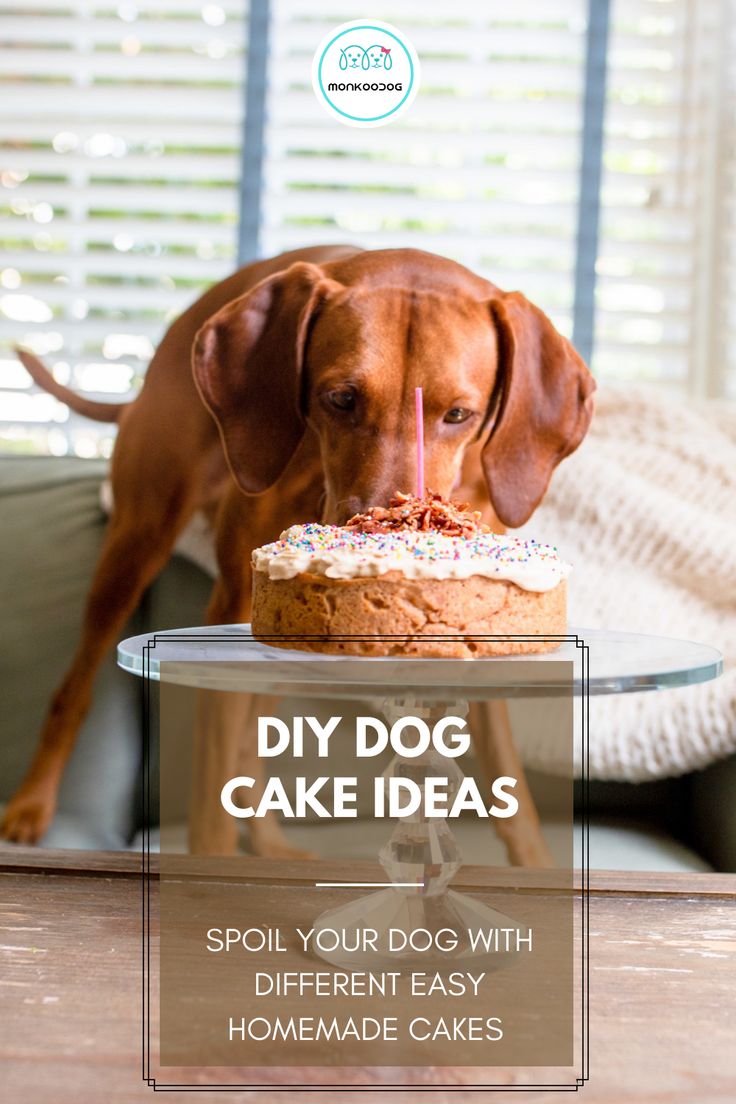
[252,524,570,593]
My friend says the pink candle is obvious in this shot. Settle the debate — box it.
[415,386,425,498]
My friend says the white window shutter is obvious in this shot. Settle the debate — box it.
[0,0,247,455]
[597,0,731,397]
[1,0,732,459]
[263,0,588,341]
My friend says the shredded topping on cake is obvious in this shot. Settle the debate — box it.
[345,491,490,538]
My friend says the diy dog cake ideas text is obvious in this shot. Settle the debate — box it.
[219,711,519,821]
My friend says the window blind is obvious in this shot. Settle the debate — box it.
[707,0,735,400]
[1,0,731,459]
[595,0,732,397]
[262,0,734,398]
[263,0,588,340]
[0,0,246,455]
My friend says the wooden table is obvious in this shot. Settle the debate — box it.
[1,849,734,1103]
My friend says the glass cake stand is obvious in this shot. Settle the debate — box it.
[118,626,722,967]
[118,625,722,698]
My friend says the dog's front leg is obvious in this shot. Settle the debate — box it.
[469,700,555,868]
[191,474,323,858]
[188,690,317,859]
[188,689,249,855]
[235,695,317,861]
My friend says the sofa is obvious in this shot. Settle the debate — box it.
[1,456,732,871]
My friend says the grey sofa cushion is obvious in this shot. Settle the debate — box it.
[0,457,212,848]
[0,457,114,797]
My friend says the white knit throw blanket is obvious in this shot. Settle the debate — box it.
[518,384,736,781]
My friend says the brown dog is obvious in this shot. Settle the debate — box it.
[2,245,594,854]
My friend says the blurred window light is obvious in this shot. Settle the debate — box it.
[2,170,29,188]
[73,435,99,459]
[32,203,54,225]
[47,428,70,456]
[113,233,135,252]
[33,233,54,252]
[51,362,72,385]
[75,363,135,394]
[0,393,67,423]
[84,134,127,159]
[52,132,79,154]
[614,318,667,344]
[598,285,666,314]
[0,360,34,389]
[0,295,54,323]
[103,333,154,361]
[0,268,22,290]
[202,4,226,27]
[21,332,65,356]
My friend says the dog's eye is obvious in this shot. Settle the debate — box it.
[444,407,472,424]
[327,389,356,412]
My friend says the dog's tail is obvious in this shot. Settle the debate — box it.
[16,347,128,423]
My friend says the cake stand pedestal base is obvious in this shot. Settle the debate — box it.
[312,695,528,971]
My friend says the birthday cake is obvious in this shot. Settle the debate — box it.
[251,492,569,658]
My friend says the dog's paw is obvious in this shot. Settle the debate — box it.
[248,831,318,862]
[0,795,53,845]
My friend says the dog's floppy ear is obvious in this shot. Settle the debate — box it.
[483,291,596,528]
[192,261,336,494]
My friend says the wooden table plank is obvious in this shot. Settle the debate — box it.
[1,849,735,1103]
[2,847,734,897]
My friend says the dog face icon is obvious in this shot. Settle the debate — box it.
[365,44,392,70]
[339,45,368,70]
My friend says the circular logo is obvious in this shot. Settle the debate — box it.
[311,19,420,129]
